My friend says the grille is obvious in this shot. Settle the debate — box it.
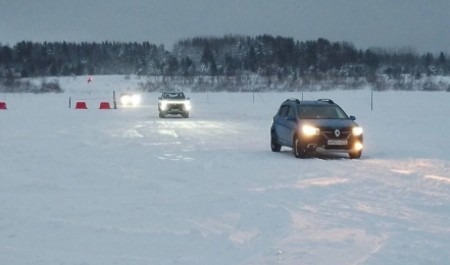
[169,104,184,110]
[322,129,351,140]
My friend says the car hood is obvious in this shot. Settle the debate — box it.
[300,119,358,129]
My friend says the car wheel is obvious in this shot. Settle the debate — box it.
[293,136,307,158]
[349,150,362,159]
[270,133,281,152]
[182,112,189,118]
[159,112,165,118]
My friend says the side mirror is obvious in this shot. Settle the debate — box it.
[350,115,356,120]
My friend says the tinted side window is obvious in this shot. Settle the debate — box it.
[287,106,296,119]
[278,105,289,118]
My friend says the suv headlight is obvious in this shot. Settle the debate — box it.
[120,94,141,106]
[352,127,363,136]
[130,94,141,105]
[120,95,131,105]
[184,101,191,111]
[302,125,320,136]
[160,100,168,110]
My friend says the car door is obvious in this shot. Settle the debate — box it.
[275,105,297,145]
[284,106,298,146]
[273,105,288,144]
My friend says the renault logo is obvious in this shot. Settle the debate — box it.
[334,129,341,137]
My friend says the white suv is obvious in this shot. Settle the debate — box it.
[158,92,191,118]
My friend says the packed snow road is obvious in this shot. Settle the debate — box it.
[1,84,450,265]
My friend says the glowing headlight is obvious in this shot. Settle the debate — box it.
[160,100,168,110]
[120,94,141,106]
[352,127,363,136]
[120,95,131,105]
[130,94,141,105]
[184,101,191,111]
[302,125,320,136]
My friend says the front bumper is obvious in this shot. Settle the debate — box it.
[159,103,189,114]
[299,133,363,154]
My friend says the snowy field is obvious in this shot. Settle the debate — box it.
[1,76,450,265]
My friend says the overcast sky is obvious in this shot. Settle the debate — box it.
[0,0,449,54]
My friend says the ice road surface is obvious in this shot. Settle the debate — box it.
[1,76,449,265]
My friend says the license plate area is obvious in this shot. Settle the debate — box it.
[327,139,348,145]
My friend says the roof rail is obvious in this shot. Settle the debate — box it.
[317,98,334,104]
[284,98,301,104]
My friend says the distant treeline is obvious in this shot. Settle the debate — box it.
[1,35,449,91]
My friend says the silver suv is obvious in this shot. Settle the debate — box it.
[158,92,191,118]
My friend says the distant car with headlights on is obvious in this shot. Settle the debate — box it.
[158,91,191,118]
[120,92,142,106]
[270,98,363,159]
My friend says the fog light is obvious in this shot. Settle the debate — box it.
[354,142,363,151]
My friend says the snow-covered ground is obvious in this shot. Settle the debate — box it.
[1,76,449,265]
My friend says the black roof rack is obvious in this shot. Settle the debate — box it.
[284,98,301,104]
[317,98,335,104]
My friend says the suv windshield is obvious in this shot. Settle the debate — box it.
[297,105,349,119]
[162,93,185,99]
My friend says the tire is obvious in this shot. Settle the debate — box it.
[293,136,307,158]
[349,150,362,159]
[182,112,189,118]
[159,112,165,118]
[270,133,281,152]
